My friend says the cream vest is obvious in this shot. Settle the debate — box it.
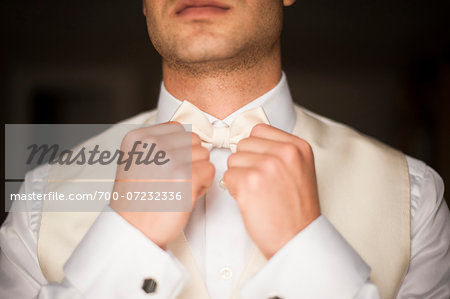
[37,105,411,299]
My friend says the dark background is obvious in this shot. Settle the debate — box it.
[2,0,449,224]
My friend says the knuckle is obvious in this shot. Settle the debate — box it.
[236,137,250,151]
[296,138,313,152]
[223,170,231,183]
[191,132,202,144]
[245,169,264,187]
[165,121,184,131]
[281,143,300,159]
[200,148,210,161]
[123,129,157,145]
[262,155,282,172]
[207,161,215,173]
[206,162,215,178]
[123,130,139,144]
[227,153,237,168]
[197,161,214,176]
[193,145,209,159]
[250,123,267,136]
[121,130,145,150]
[297,140,314,160]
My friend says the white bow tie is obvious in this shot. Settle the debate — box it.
[170,100,270,152]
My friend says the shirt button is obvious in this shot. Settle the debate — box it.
[219,267,233,280]
[219,178,227,190]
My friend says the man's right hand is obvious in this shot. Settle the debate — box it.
[110,122,215,250]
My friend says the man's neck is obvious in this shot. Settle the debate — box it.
[162,45,282,120]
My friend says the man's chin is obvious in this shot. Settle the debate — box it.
[171,41,238,64]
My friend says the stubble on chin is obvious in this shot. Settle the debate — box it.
[148,2,283,78]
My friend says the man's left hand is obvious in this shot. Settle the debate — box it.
[224,123,321,259]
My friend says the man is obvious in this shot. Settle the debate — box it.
[1,0,449,298]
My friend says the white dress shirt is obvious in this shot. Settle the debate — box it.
[1,73,449,299]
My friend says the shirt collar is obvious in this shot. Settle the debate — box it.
[155,72,297,133]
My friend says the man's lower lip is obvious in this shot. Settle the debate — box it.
[177,6,230,18]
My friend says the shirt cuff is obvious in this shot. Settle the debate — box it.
[240,215,372,299]
[63,206,189,299]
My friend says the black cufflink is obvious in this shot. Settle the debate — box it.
[142,278,158,294]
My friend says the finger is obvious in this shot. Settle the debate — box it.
[165,144,209,166]
[227,152,289,187]
[223,167,255,201]
[192,144,210,162]
[156,131,193,149]
[228,152,269,169]
[250,123,308,149]
[162,142,209,166]
[250,124,315,165]
[192,160,215,200]
[192,132,202,145]
[236,137,306,179]
[122,130,192,154]
[237,137,291,156]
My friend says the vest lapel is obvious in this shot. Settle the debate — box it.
[291,106,410,299]
[231,246,267,299]
[168,233,210,298]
